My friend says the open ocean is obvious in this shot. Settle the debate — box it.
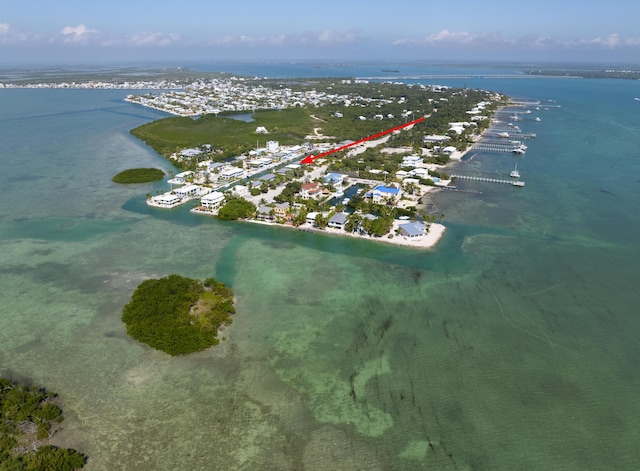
[1,63,639,470]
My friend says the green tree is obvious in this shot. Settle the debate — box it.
[217,198,256,220]
[315,213,329,229]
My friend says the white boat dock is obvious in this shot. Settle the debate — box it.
[451,174,525,187]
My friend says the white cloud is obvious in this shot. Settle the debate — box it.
[393,29,640,54]
[576,34,621,48]
[60,24,98,44]
[393,30,511,48]
[0,23,9,35]
[127,32,183,47]
[202,29,361,48]
[61,25,97,36]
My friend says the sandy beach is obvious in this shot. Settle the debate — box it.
[232,217,446,249]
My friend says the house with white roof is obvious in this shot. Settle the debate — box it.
[200,191,225,210]
[151,192,181,207]
[229,185,248,197]
[168,170,193,185]
[248,157,272,169]
[174,184,203,199]
[325,173,346,186]
[219,167,244,180]
[401,155,424,168]
[266,141,279,152]
[410,168,429,179]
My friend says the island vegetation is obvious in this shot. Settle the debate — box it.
[112,168,165,184]
[121,274,235,356]
[0,377,87,470]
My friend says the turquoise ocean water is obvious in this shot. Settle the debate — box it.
[1,65,639,470]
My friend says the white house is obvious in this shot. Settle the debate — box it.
[401,155,423,168]
[174,184,201,199]
[266,140,279,152]
[219,167,244,180]
[151,192,181,207]
[306,211,320,224]
[410,168,430,179]
[200,191,225,209]
[168,170,193,185]
[248,157,272,169]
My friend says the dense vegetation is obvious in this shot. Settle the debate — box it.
[217,197,257,221]
[0,377,87,470]
[130,108,315,163]
[121,275,235,355]
[112,168,165,183]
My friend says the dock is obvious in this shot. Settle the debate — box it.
[451,174,525,187]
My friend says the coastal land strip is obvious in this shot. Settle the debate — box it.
[121,73,541,250]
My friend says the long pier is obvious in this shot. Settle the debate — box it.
[451,174,525,187]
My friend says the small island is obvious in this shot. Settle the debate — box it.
[0,377,87,470]
[121,274,235,356]
[112,168,165,184]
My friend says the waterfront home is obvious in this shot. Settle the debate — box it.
[168,170,193,186]
[300,182,322,199]
[248,157,272,169]
[365,185,402,204]
[174,184,205,199]
[266,141,279,152]
[151,192,181,207]
[399,221,427,238]
[325,173,346,186]
[257,173,276,182]
[200,191,225,210]
[274,202,291,219]
[219,167,244,180]
[306,211,320,224]
[328,212,348,230]
[256,205,274,221]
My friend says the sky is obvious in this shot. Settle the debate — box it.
[2,0,640,65]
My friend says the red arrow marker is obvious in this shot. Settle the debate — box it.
[301,116,425,164]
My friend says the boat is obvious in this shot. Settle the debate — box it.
[535,117,541,122]
[510,164,520,179]
[512,144,527,154]
[497,131,510,138]
[512,181,525,187]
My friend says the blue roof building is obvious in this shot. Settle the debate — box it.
[365,185,402,203]
[398,221,427,238]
